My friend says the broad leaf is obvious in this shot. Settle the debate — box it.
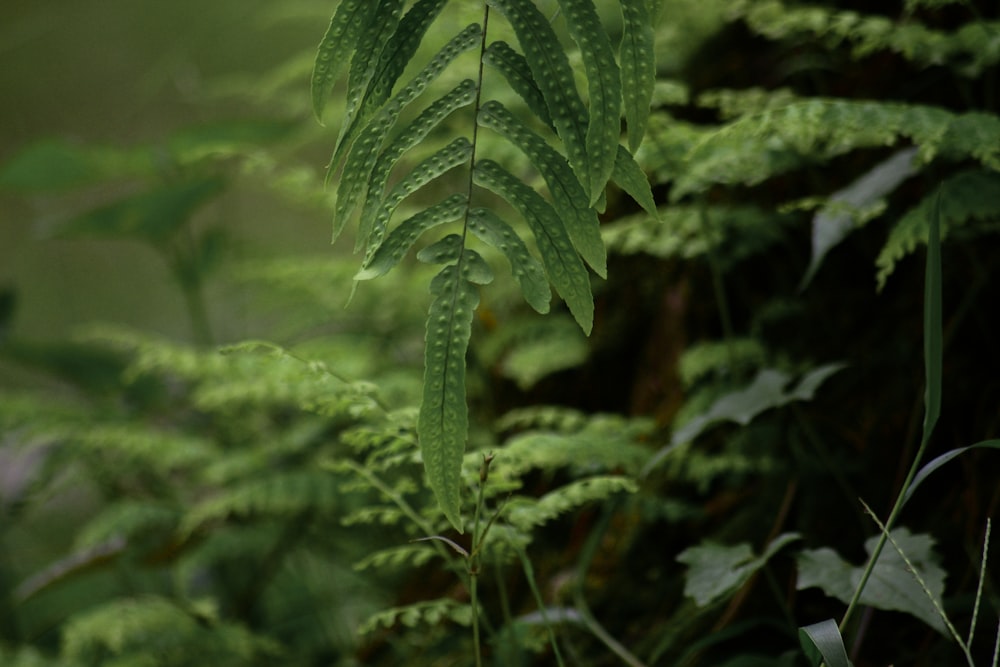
[678,533,801,607]
[798,619,853,667]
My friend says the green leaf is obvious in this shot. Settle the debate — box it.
[677,533,801,607]
[488,0,590,196]
[310,0,374,121]
[555,0,622,202]
[474,159,594,334]
[797,528,949,635]
[331,23,482,239]
[612,145,658,219]
[620,0,656,152]
[467,207,551,314]
[419,264,481,531]
[359,137,473,261]
[55,178,225,244]
[902,439,1000,507]
[356,79,478,249]
[798,619,853,667]
[355,194,468,281]
[478,100,606,276]
[482,40,554,129]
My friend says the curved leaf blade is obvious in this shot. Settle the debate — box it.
[478,100,606,276]
[468,207,551,314]
[902,439,1000,507]
[556,0,622,202]
[482,41,554,130]
[799,619,852,667]
[619,0,656,152]
[311,0,374,122]
[419,264,480,531]
[612,145,658,219]
[474,159,593,334]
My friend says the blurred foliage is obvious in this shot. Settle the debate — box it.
[1,1,999,666]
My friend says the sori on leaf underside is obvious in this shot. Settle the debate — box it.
[311,0,658,530]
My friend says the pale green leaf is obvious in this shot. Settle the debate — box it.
[355,194,468,281]
[797,529,948,635]
[332,23,482,239]
[474,159,594,334]
[487,0,590,194]
[620,0,656,152]
[556,0,622,202]
[678,533,801,607]
[478,100,606,276]
[419,264,481,531]
[310,0,373,121]
[467,207,551,313]
[417,233,464,265]
[798,620,853,667]
[359,599,473,635]
[356,79,477,250]
[482,40,554,129]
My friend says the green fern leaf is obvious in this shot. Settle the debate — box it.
[506,476,638,531]
[556,0,622,202]
[359,599,473,635]
[327,0,405,171]
[876,169,1000,290]
[355,194,468,281]
[419,264,481,531]
[488,0,591,198]
[310,0,374,122]
[330,0,450,173]
[612,144,658,218]
[482,41,554,129]
[474,159,594,334]
[332,23,482,239]
[467,207,551,313]
[356,79,478,251]
[620,0,656,152]
[478,100,606,277]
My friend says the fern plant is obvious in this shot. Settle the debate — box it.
[310,0,658,529]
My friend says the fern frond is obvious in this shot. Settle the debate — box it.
[332,23,482,238]
[876,169,1000,289]
[479,314,589,389]
[482,40,554,129]
[358,598,473,635]
[504,476,638,532]
[353,544,438,572]
[612,145,659,218]
[310,0,374,121]
[467,207,551,313]
[474,159,594,333]
[620,0,657,152]
[478,101,606,276]
[74,501,178,551]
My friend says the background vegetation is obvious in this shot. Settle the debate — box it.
[1,1,998,665]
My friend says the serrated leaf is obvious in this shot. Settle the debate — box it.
[360,137,473,259]
[419,264,481,531]
[797,529,948,635]
[488,0,590,194]
[620,0,656,152]
[612,145,658,218]
[478,100,606,276]
[556,0,622,202]
[310,0,374,121]
[331,0,450,168]
[355,194,468,281]
[474,159,594,334]
[482,41,554,129]
[55,178,225,244]
[468,207,551,313]
[356,79,478,250]
[331,23,482,239]
[677,533,801,607]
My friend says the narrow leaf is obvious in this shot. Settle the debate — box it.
[420,265,480,531]
[612,145,658,218]
[356,79,478,250]
[332,23,482,240]
[620,0,656,152]
[478,100,606,276]
[355,194,468,281]
[310,0,374,121]
[902,439,1000,507]
[556,0,622,202]
[474,159,594,334]
[482,41,554,129]
[468,208,551,314]
[360,137,473,261]
[487,0,590,194]
[799,619,853,667]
